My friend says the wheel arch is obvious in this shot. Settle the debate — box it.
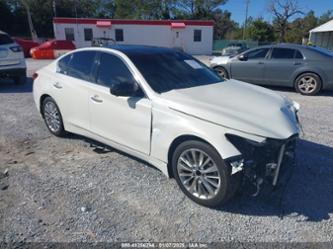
[167,134,219,178]
[39,94,52,118]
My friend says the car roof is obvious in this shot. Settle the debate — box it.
[251,43,309,50]
[105,44,178,55]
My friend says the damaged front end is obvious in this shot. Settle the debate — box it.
[225,133,298,196]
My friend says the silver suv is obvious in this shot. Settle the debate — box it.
[0,31,26,84]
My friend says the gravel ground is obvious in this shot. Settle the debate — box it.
[0,58,332,243]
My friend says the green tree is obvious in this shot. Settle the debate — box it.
[175,0,227,19]
[212,9,238,39]
[246,17,275,42]
[269,0,304,42]
[318,10,333,25]
[285,11,317,43]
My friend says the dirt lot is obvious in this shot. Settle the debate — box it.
[0,58,333,243]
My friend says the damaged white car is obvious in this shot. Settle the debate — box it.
[33,45,300,207]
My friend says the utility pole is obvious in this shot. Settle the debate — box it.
[21,0,38,41]
[242,0,250,41]
[52,0,57,17]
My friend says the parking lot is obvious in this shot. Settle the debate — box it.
[0,58,333,243]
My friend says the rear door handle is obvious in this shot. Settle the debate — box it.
[53,82,62,89]
[90,95,103,103]
[258,61,264,65]
[294,62,302,65]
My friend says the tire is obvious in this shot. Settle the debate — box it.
[295,73,322,96]
[14,75,26,85]
[214,66,229,79]
[42,97,66,137]
[172,140,240,207]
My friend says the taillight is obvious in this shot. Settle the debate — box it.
[10,46,22,52]
[32,73,38,80]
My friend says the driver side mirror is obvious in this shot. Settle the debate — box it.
[238,54,248,61]
[110,81,140,97]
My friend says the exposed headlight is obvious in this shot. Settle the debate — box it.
[282,96,300,113]
[230,158,244,175]
[292,101,300,112]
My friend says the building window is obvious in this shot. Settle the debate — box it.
[84,28,93,41]
[65,28,74,41]
[194,30,201,42]
[115,29,124,42]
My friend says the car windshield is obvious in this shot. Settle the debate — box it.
[127,50,223,93]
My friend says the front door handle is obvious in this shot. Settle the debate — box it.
[90,95,103,103]
[258,61,264,65]
[294,62,302,65]
[53,82,62,89]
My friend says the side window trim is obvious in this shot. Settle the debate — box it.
[95,51,148,99]
[245,47,270,60]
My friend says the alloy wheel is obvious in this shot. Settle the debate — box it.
[297,76,318,94]
[44,101,61,133]
[177,148,221,200]
[215,67,228,79]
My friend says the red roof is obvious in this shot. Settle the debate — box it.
[171,22,186,29]
[53,18,214,26]
[96,20,112,27]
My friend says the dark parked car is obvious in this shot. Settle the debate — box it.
[210,44,333,95]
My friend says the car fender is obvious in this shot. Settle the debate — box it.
[291,66,327,85]
[150,102,265,166]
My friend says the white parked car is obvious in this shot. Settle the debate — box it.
[0,31,26,84]
[33,45,300,207]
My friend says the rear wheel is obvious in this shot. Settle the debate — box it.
[42,97,66,137]
[214,66,229,79]
[295,73,321,96]
[172,140,239,207]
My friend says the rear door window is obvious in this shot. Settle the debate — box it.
[295,50,304,59]
[58,54,72,75]
[0,34,13,45]
[66,51,96,81]
[271,48,298,59]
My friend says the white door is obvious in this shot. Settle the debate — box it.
[173,30,183,50]
[53,50,97,130]
[89,52,152,155]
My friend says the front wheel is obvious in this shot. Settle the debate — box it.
[172,140,239,207]
[295,73,322,96]
[214,66,229,79]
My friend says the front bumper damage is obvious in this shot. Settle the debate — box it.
[226,134,298,196]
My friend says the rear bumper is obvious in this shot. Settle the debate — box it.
[0,67,26,79]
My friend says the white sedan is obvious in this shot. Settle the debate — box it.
[33,45,300,207]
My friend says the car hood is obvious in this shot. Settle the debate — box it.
[160,80,299,139]
[210,56,231,66]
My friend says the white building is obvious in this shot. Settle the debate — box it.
[309,19,333,50]
[53,18,214,55]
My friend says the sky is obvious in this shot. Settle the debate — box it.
[223,0,333,24]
